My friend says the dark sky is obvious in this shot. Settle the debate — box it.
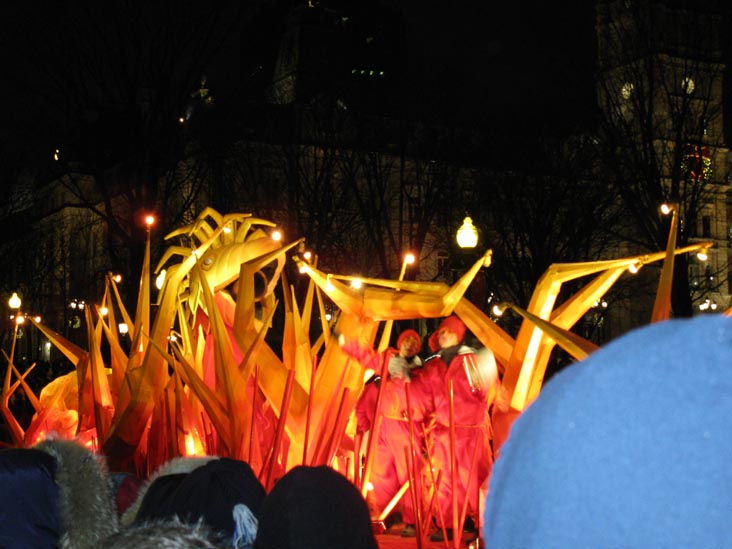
[387,1,597,131]
[0,0,598,168]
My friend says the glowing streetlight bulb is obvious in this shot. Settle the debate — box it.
[696,250,709,261]
[404,253,415,265]
[660,203,673,215]
[144,214,156,227]
[271,230,282,242]
[350,278,363,289]
[118,323,129,335]
[8,292,21,310]
[457,216,479,248]
[99,306,109,317]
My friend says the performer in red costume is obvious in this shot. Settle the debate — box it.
[414,315,498,542]
[342,329,423,537]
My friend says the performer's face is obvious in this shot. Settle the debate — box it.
[438,329,459,349]
[399,336,420,357]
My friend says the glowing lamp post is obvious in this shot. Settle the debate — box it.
[456,216,479,249]
[8,292,21,310]
[7,292,22,369]
[398,252,416,282]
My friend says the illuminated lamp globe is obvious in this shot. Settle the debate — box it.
[8,292,21,310]
[456,217,479,249]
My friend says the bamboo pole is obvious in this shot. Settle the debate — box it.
[422,424,449,548]
[360,350,391,496]
[458,434,482,542]
[265,369,296,490]
[310,359,348,465]
[405,446,423,549]
[448,380,459,549]
[248,363,259,463]
[354,432,363,488]
[303,355,318,464]
[378,479,411,521]
[404,382,424,543]
[422,470,443,541]
[325,387,352,466]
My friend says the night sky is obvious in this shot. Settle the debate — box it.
[389,1,597,131]
[0,0,598,171]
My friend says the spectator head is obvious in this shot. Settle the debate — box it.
[135,458,265,548]
[0,438,119,549]
[484,316,732,547]
[254,465,377,549]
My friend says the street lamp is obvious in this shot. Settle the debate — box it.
[456,216,479,249]
[8,292,21,310]
[6,292,22,371]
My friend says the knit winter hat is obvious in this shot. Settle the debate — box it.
[484,316,732,548]
[396,329,422,353]
[253,465,377,549]
[437,315,466,342]
[136,458,265,547]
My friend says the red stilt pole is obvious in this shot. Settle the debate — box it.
[265,369,296,490]
[448,380,459,549]
[303,355,318,465]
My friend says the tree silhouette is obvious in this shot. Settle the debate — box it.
[595,0,730,317]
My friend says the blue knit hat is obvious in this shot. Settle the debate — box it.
[484,316,732,548]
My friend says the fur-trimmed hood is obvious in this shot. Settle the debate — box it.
[0,438,119,548]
